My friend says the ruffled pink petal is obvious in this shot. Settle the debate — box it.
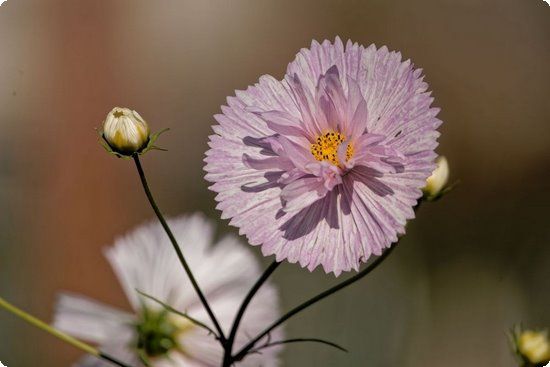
[254,109,312,145]
[276,135,314,170]
[346,78,369,140]
[281,176,329,213]
[304,161,343,190]
[286,73,326,136]
[242,154,294,171]
[316,65,347,131]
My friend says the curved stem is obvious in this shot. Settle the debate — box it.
[222,261,281,367]
[232,241,399,362]
[250,337,348,354]
[132,155,226,342]
[0,297,132,367]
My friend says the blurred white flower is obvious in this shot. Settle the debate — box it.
[53,214,282,366]
[102,107,150,155]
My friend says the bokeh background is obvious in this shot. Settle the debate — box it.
[0,0,548,366]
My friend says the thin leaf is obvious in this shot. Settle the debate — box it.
[136,290,218,339]
[140,128,170,154]
[137,350,152,367]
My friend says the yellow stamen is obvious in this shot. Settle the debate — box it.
[310,131,354,167]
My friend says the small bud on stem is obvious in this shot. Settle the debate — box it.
[518,330,550,365]
[100,107,168,158]
[423,156,450,200]
[102,107,150,156]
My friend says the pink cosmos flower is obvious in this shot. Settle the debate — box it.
[205,38,441,275]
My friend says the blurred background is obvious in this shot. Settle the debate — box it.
[0,0,548,366]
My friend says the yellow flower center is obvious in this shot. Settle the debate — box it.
[310,131,354,167]
[134,308,195,359]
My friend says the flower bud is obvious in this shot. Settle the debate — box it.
[102,107,150,156]
[518,330,550,364]
[423,155,449,199]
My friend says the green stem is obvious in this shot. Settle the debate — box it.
[0,297,132,367]
[232,241,399,362]
[132,155,226,342]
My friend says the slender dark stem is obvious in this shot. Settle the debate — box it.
[249,337,348,354]
[99,352,135,367]
[232,241,400,362]
[222,261,281,366]
[132,155,226,342]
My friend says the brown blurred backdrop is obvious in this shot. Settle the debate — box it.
[0,0,549,366]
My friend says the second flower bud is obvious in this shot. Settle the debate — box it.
[102,107,150,156]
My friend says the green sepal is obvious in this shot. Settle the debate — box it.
[98,128,169,159]
[509,325,527,365]
[425,180,459,202]
[140,128,170,155]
